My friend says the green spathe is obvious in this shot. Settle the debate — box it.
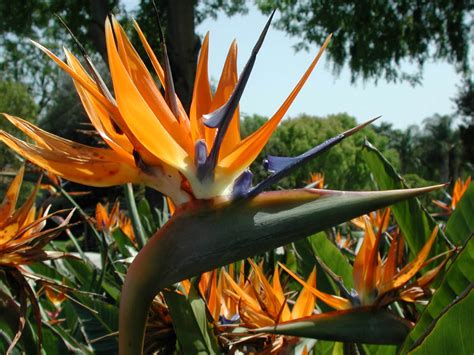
[254,307,412,345]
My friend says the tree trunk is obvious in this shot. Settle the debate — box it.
[164,0,200,111]
[88,0,108,63]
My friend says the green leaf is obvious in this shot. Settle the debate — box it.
[446,183,474,246]
[71,294,119,354]
[111,229,133,258]
[164,286,219,354]
[362,344,397,355]
[362,139,442,254]
[255,308,412,345]
[120,186,442,353]
[43,321,92,354]
[401,236,474,352]
[307,232,353,289]
[314,340,343,355]
[293,232,353,311]
[409,288,474,354]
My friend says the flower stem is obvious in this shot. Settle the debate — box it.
[124,183,147,250]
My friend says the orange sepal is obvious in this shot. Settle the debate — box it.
[189,33,212,144]
[219,35,332,176]
[0,131,143,188]
[291,267,317,319]
[105,18,188,170]
[379,226,439,295]
[279,262,351,311]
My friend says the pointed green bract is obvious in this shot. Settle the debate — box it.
[254,307,412,345]
[119,185,442,354]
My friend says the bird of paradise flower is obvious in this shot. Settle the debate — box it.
[181,260,316,353]
[258,212,453,345]
[0,9,445,354]
[0,167,73,353]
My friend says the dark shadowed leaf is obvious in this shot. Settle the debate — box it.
[164,286,219,354]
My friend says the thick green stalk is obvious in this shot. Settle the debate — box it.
[119,186,442,354]
[124,183,147,250]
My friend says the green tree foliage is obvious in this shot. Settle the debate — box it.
[0,0,121,113]
[2,1,472,112]
[256,0,473,84]
[242,113,399,190]
[457,79,474,165]
[375,114,472,186]
[0,79,38,166]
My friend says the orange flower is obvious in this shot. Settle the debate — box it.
[95,201,135,243]
[306,172,325,189]
[280,214,449,310]
[1,15,333,206]
[433,176,471,214]
[182,260,317,353]
[184,260,316,329]
[351,207,391,233]
[0,167,72,267]
[0,167,73,352]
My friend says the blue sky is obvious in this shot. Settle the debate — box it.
[124,2,462,129]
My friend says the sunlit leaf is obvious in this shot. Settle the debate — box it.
[400,236,474,352]
[409,288,473,354]
[446,184,474,246]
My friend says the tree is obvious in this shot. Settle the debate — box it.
[457,79,474,164]
[418,115,461,182]
[0,80,38,167]
[242,113,399,190]
[2,1,472,114]
[257,0,473,84]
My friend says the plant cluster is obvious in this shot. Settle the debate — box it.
[0,12,472,355]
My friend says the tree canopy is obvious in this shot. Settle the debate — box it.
[1,0,472,113]
[257,0,473,84]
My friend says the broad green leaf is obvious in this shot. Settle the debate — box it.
[314,340,343,355]
[362,139,442,254]
[293,235,337,312]
[62,258,121,301]
[401,236,474,353]
[410,288,473,354]
[164,287,219,354]
[120,186,441,353]
[446,183,474,246]
[0,290,36,355]
[255,308,412,345]
[293,232,353,311]
[40,326,71,355]
[43,322,92,354]
[363,344,397,355]
[307,232,353,289]
[111,229,133,257]
[71,294,119,353]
